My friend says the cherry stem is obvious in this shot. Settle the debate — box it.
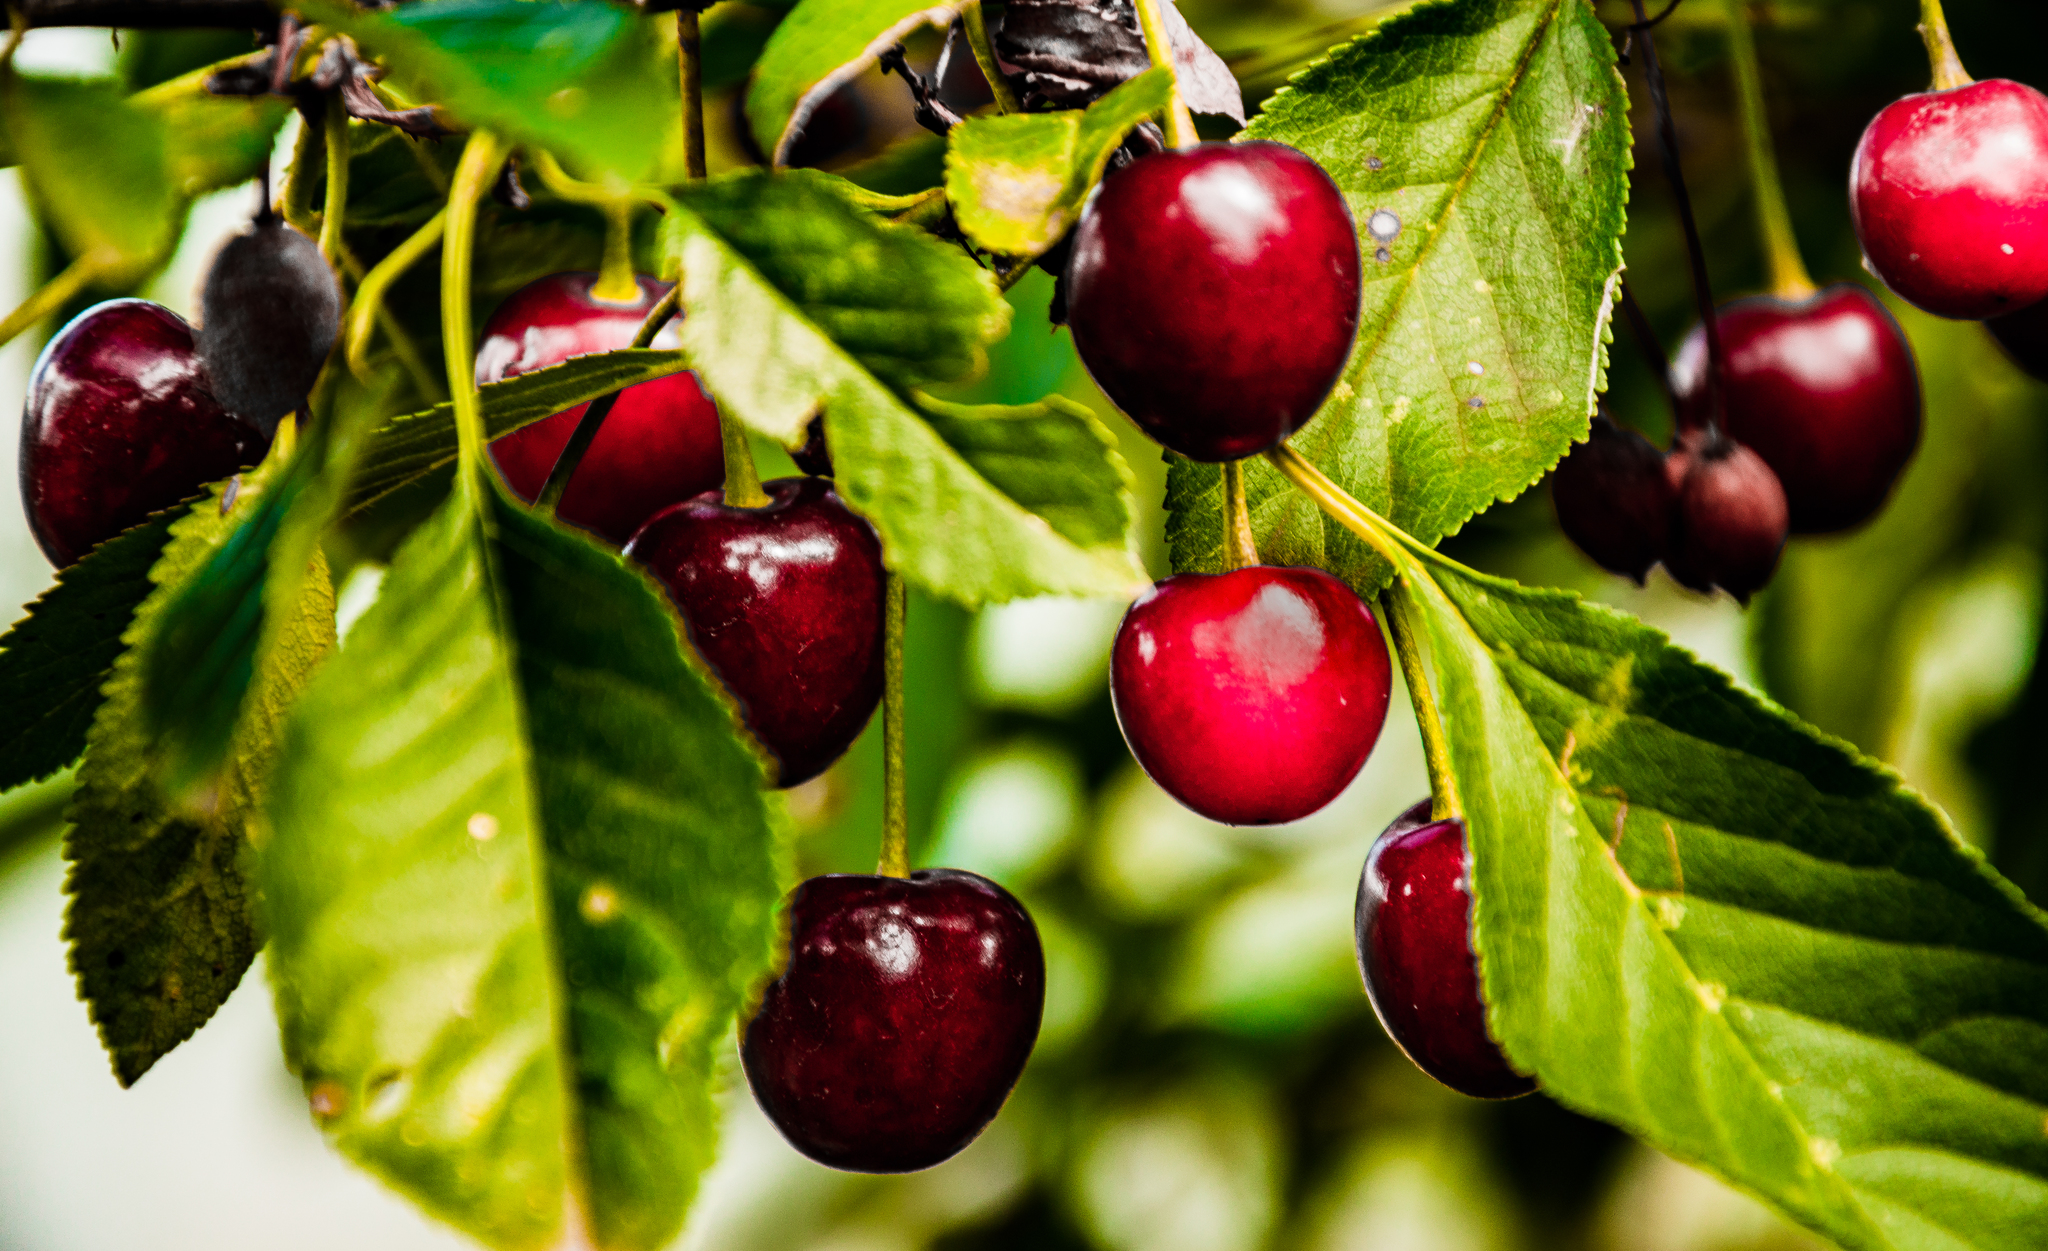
[1618,280,1676,416]
[1630,0,1725,436]
[1380,586,1463,824]
[1132,0,1197,149]
[593,199,639,303]
[678,9,707,180]
[282,107,323,233]
[1221,460,1259,570]
[441,130,506,471]
[963,1,1020,114]
[534,285,682,516]
[877,571,910,878]
[317,97,349,267]
[1722,0,1815,300]
[344,207,444,375]
[1918,0,1972,91]
[0,252,97,351]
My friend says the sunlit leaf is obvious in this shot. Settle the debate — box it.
[4,75,181,282]
[746,0,965,165]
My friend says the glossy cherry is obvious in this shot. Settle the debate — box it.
[1851,78,2048,320]
[1065,141,1362,461]
[479,272,724,545]
[1551,414,1672,583]
[1661,429,1789,604]
[1356,800,1535,1100]
[196,215,341,434]
[20,299,269,568]
[1110,565,1392,826]
[742,869,1045,1173]
[1670,285,1920,534]
[625,477,884,787]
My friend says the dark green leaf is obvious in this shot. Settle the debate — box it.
[664,169,1143,604]
[1388,533,2048,1251]
[1167,0,1630,595]
[64,455,336,1086]
[0,512,176,795]
[745,0,965,164]
[264,468,788,1251]
[944,69,1174,257]
[5,75,181,282]
[914,393,1135,550]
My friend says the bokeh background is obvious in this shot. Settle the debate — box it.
[5,0,2048,1247]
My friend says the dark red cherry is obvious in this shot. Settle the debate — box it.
[196,216,341,434]
[788,415,832,478]
[1551,414,1672,583]
[20,299,269,568]
[1850,79,2048,320]
[741,869,1045,1173]
[1356,800,1535,1100]
[1065,141,1362,461]
[479,272,724,545]
[1661,429,1788,604]
[1986,295,2048,381]
[1110,565,1392,826]
[625,477,883,787]
[1670,285,1920,534]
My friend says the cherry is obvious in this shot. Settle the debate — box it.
[741,869,1044,1173]
[1669,285,1920,534]
[1355,799,1535,1100]
[1986,296,2048,381]
[20,299,269,568]
[1110,564,1392,826]
[196,215,341,434]
[1551,414,1673,584]
[625,477,884,788]
[1850,78,2048,320]
[1065,141,1362,462]
[1661,429,1788,604]
[478,272,724,546]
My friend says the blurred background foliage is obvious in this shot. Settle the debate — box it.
[5,0,2048,1248]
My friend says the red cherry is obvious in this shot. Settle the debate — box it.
[1850,79,2048,320]
[1356,800,1535,1100]
[1670,285,1920,534]
[1109,565,1392,826]
[478,272,723,545]
[19,299,269,568]
[625,477,884,788]
[1551,414,1673,584]
[1662,429,1788,604]
[1065,142,1362,461]
[741,869,1045,1173]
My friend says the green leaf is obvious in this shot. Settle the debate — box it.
[63,457,336,1086]
[746,0,966,165]
[0,512,176,795]
[1389,537,2048,1251]
[944,69,1174,257]
[263,469,789,1251]
[913,393,1135,551]
[4,75,181,283]
[1166,0,1630,595]
[292,0,674,180]
[132,56,291,200]
[347,348,695,515]
[664,169,1143,605]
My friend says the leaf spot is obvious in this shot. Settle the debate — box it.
[1767,1081,1784,1099]
[367,1071,408,1120]
[1374,246,1392,264]
[1467,396,1486,409]
[220,475,241,514]
[1366,209,1401,242]
[1655,896,1685,930]
[1695,981,1726,1013]
[1390,396,1412,425]
[466,812,499,841]
[1331,381,1355,403]
[1467,361,1484,376]
[1809,1137,1840,1169]
[1473,278,1494,295]
[308,1080,347,1120]
[1365,156,1383,171]
[581,883,621,924]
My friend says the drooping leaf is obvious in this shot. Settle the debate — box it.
[664,169,1143,605]
[292,0,675,180]
[944,68,1173,257]
[1386,531,2048,1251]
[263,468,789,1251]
[1167,0,1630,596]
[913,393,1134,551]
[0,512,177,795]
[132,56,291,200]
[746,0,967,165]
[63,454,335,1086]
[4,75,182,283]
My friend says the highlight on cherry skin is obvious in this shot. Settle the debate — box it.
[625,476,885,788]
[1850,77,2048,321]
[741,869,1046,1173]
[19,299,271,569]
[1064,140,1363,462]
[1670,284,1920,535]
[1356,799,1536,1100]
[1110,564,1392,826]
[478,271,724,545]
